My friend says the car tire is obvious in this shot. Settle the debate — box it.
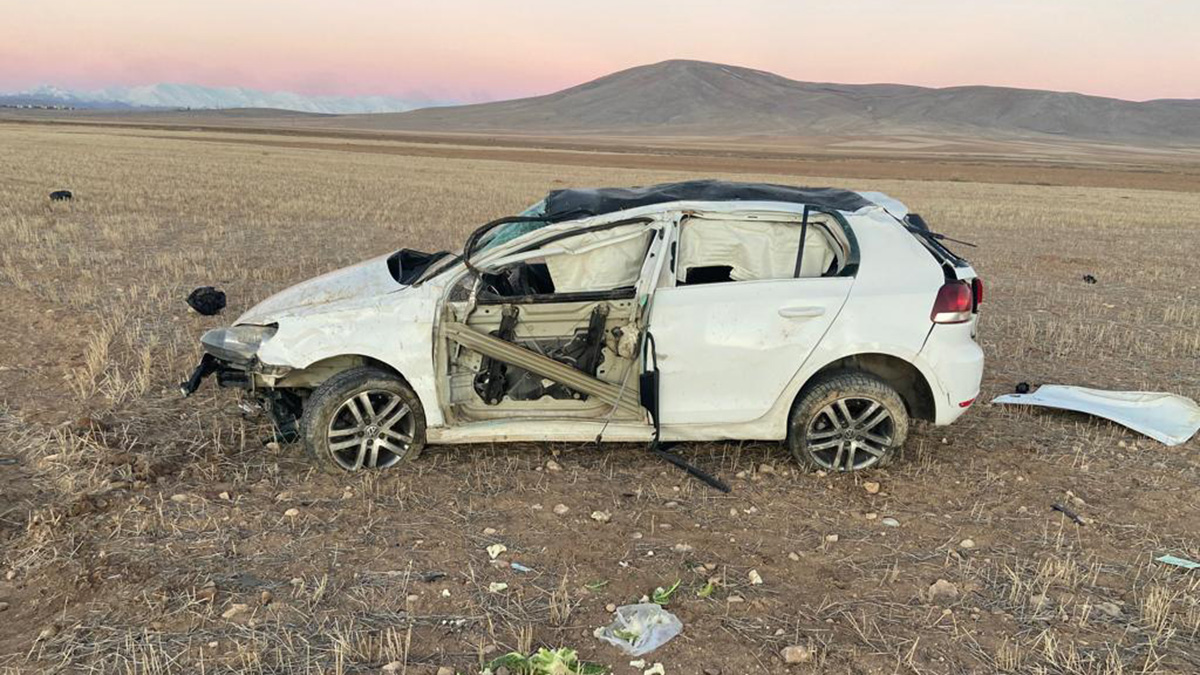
[787,371,909,472]
[300,367,426,474]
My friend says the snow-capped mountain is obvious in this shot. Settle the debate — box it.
[1,83,445,114]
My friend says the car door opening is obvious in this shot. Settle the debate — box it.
[442,221,657,422]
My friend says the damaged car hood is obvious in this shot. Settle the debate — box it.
[237,253,403,324]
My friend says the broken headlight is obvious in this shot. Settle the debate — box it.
[200,325,277,364]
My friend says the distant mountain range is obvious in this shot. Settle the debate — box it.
[0,83,444,114]
[320,60,1200,144]
[7,61,1199,144]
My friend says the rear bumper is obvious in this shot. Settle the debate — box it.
[919,323,984,425]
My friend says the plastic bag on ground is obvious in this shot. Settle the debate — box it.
[594,603,682,656]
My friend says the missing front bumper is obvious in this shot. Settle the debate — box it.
[179,354,251,396]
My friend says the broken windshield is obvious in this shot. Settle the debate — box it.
[476,200,550,252]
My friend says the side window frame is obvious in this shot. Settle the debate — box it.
[475,217,657,305]
[670,209,858,288]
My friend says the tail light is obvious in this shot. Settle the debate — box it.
[931,281,973,324]
[971,278,984,311]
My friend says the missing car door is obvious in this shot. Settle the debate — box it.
[440,219,662,423]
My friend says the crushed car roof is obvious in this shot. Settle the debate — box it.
[542,179,874,222]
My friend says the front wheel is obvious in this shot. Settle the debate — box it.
[300,367,426,474]
[787,372,908,472]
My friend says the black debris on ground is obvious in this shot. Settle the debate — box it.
[187,286,227,316]
[49,190,73,201]
[1051,502,1086,526]
[1082,274,1097,284]
[1015,382,1031,394]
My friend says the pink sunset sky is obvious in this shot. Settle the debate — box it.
[2,0,1198,102]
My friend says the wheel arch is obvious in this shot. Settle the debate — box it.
[794,352,937,423]
[298,360,428,474]
[275,353,415,391]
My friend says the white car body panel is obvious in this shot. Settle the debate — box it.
[855,191,909,220]
[992,386,1200,446]
[650,276,853,425]
[249,274,451,428]
[920,321,984,421]
[218,192,982,444]
[237,253,399,325]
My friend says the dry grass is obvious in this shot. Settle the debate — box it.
[0,122,1198,674]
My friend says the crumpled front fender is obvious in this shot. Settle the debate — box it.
[251,289,445,426]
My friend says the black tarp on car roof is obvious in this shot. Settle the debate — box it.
[542,179,873,222]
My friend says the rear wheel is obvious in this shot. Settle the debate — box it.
[300,367,426,474]
[787,372,908,472]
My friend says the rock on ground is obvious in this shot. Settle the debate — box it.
[221,603,249,619]
[782,644,813,663]
[929,579,959,605]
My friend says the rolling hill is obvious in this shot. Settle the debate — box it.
[322,60,1200,144]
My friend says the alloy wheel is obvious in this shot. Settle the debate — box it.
[805,396,894,471]
[326,390,414,471]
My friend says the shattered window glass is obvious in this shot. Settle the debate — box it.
[477,200,550,251]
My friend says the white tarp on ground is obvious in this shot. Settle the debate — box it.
[992,385,1200,446]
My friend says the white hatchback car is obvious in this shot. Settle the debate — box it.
[183,180,984,476]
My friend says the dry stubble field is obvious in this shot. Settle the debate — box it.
[1,123,1198,674]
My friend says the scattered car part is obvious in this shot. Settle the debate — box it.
[187,286,227,316]
[179,354,219,396]
[1156,555,1200,570]
[1015,382,1031,394]
[0,456,17,466]
[992,385,1200,446]
[49,190,72,201]
[1051,502,1085,526]
[640,332,730,492]
[1083,274,1098,284]
[594,603,683,656]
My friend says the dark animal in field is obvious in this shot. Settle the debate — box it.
[49,190,73,201]
[187,287,227,316]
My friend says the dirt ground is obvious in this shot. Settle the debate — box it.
[1,122,1198,674]
[6,113,1200,193]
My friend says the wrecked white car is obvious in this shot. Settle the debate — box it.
[183,180,984,477]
